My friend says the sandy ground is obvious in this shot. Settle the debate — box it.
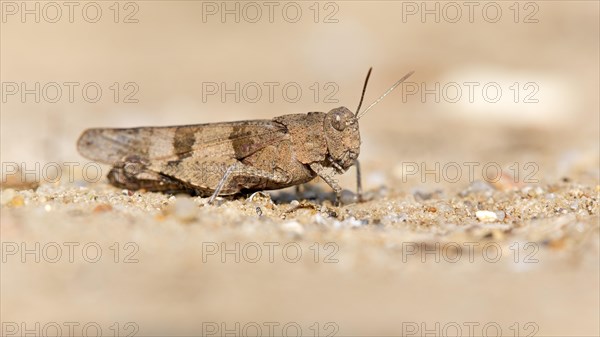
[2,132,599,336]
[1,1,599,336]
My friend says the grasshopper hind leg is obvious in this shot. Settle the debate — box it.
[107,166,193,194]
[107,156,196,195]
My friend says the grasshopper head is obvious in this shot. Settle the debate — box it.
[320,68,413,174]
[324,107,360,173]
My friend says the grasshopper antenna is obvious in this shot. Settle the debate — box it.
[355,67,373,117]
[357,70,415,120]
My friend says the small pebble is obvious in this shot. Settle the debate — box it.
[281,220,304,236]
[93,204,113,213]
[247,191,272,204]
[1,189,16,205]
[476,210,498,222]
[342,217,367,228]
[490,171,522,191]
[8,195,24,207]
[425,206,437,213]
[340,189,357,204]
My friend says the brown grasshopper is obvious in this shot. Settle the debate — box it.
[77,68,414,204]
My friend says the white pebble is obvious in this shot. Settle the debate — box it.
[476,210,498,222]
[1,189,16,205]
[342,217,366,228]
[281,221,304,236]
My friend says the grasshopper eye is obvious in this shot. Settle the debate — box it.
[332,114,346,131]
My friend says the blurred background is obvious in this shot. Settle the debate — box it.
[1,1,599,336]
[2,1,598,189]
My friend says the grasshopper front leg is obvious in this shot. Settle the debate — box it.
[309,162,343,205]
[354,159,363,202]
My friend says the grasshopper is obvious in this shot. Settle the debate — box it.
[77,68,414,204]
